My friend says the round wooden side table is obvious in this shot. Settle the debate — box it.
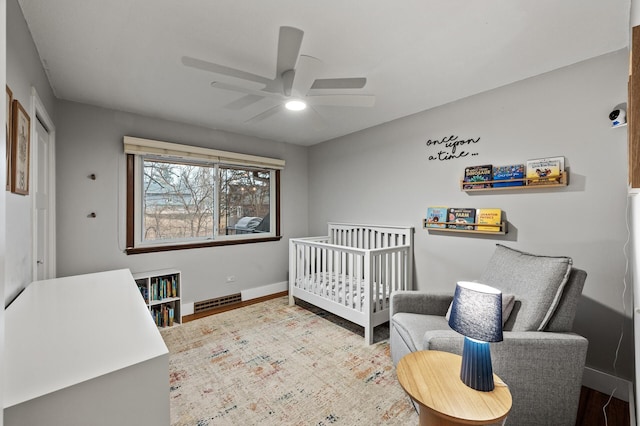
[396,350,512,426]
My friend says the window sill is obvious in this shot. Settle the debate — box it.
[125,235,283,255]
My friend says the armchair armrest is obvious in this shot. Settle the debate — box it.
[421,330,588,426]
[491,333,587,387]
[390,291,453,318]
[422,330,588,368]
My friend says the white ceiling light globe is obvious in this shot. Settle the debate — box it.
[285,100,307,111]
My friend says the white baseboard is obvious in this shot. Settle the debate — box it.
[180,281,287,317]
[241,281,288,301]
[582,366,632,402]
[181,301,194,316]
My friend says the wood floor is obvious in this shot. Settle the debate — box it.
[576,386,630,426]
[183,294,631,426]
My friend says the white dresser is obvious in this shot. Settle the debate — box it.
[4,269,170,426]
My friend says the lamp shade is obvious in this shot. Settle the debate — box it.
[448,281,503,343]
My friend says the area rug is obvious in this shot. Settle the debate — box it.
[160,296,418,425]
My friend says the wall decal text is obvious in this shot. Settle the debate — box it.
[426,135,481,161]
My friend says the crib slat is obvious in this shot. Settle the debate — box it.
[356,253,362,312]
[363,251,372,344]
[348,251,353,307]
[296,244,303,288]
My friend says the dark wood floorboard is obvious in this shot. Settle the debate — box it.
[576,386,630,426]
[183,294,631,425]
[182,290,288,322]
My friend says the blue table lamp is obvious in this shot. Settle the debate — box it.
[448,281,503,392]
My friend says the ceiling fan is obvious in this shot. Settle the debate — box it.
[181,26,375,122]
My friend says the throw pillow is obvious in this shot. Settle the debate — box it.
[479,244,572,331]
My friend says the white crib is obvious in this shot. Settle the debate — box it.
[288,223,414,344]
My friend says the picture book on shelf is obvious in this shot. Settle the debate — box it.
[476,208,502,232]
[463,164,493,189]
[526,156,564,184]
[447,208,476,230]
[426,206,448,228]
[492,164,525,187]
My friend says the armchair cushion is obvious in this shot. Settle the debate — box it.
[479,244,572,331]
[392,313,450,353]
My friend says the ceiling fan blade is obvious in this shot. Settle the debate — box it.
[276,26,304,76]
[211,81,283,100]
[281,69,295,97]
[291,55,322,98]
[224,94,265,110]
[245,105,282,123]
[311,78,367,90]
[307,94,375,107]
[182,56,271,85]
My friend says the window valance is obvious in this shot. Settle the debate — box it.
[123,136,286,170]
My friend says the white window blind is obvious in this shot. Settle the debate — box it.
[123,136,286,170]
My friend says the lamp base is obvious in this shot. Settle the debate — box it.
[460,337,494,391]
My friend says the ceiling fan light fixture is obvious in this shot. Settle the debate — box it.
[285,99,307,111]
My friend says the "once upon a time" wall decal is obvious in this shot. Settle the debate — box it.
[425,135,481,161]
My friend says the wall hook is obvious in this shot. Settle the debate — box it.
[89,173,96,180]
[88,212,96,218]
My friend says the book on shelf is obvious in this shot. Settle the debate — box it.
[152,275,177,299]
[525,156,564,185]
[492,164,525,187]
[447,208,476,230]
[137,285,149,303]
[426,206,448,228]
[475,208,502,232]
[150,305,171,327]
[463,164,493,189]
[135,279,149,303]
[171,276,178,298]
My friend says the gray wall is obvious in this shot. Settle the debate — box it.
[6,0,633,384]
[309,49,633,379]
[5,0,57,304]
[55,100,309,306]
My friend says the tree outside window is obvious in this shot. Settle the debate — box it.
[132,157,276,252]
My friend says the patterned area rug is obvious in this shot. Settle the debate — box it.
[160,296,418,425]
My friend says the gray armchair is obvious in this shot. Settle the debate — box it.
[390,244,588,426]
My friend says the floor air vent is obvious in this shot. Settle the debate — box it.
[194,293,242,313]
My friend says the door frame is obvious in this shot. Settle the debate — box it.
[30,87,56,280]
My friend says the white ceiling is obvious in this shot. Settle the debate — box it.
[18,0,631,146]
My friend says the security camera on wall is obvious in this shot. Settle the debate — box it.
[609,108,626,128]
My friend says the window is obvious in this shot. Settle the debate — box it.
[125,137,283,254]
[142,159,215,242]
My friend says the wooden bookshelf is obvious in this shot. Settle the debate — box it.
[423,219,507,235]
[460,171,568,192]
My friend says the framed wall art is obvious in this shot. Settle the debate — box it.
[11,99,30,195]
[6,85,12,191]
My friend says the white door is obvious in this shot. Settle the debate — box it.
[34,119,50,280]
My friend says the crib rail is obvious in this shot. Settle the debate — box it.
[328,222,413,249]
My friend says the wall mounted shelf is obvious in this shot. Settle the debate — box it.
[423,219,507,235]
[461,171,568,192]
